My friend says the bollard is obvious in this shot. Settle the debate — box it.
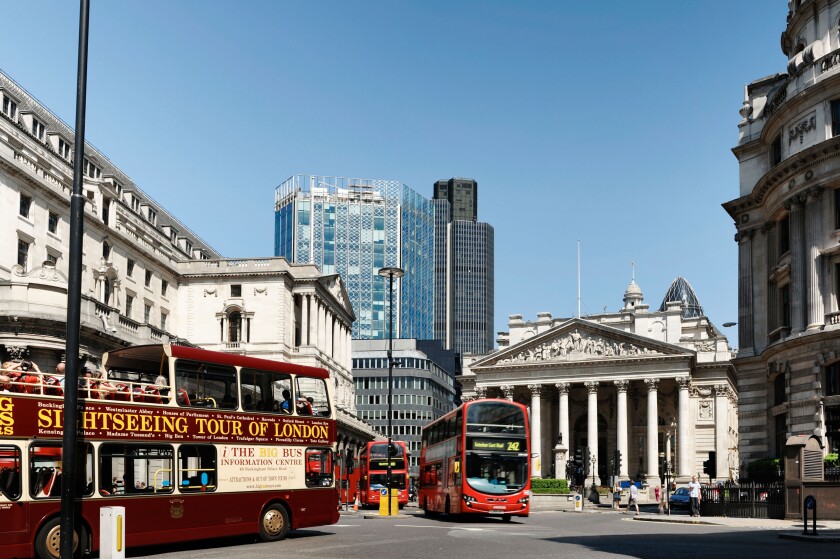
[802,495,817,536]
[100,506,126,559]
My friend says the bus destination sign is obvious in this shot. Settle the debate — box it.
[470,438,525,452]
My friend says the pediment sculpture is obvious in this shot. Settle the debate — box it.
[492,328,662,365]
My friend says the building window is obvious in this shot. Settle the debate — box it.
[17,239,30,272]
[184,240,192,255]
[228,311,241,343]
[146,208,157,225]
[145,270,152,288]
[45,252,57,265]
[827,363,840,397]
[2,94,17,120]
[231,284,241,298]
[161,280,168,297]
[58,138,71,161]
[779,214,790,255]
[770,134,782,167]
[102,198,110,226]
[144,304,151,324]
[160,312,168,331]
[48,211,59,234]
[774,414,787,458]
[32,118,45,141]
[125,295,134,319]
[781,284,791,327]
[83,158,101,180]
[127,258,135,277]
[130,195,140,213]
[774,374,787,405]
[833,100,840,138]
[103,241,111,260]
[19,193,32,218]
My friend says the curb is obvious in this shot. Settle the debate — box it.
[779,532,840,543]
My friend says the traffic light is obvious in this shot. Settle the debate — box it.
[613,450,622,476]
[702,451,717,479]
[345,452,355,474]
[583,447,591,478]
[574,447,583,468]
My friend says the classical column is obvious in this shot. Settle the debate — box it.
[645,378,660,484]
[805,187,824,329]
[585,381,600,486]
[714,384,729,481]
[736,229,754,350]
[614,380,629,479]
[500,385,514,401]
[555,382,570,481]
[765,223,779,332]
[676,377,691,479]
[528,384,543,478]
[475,386,487,399]
[789,197,806,333]
[300,294,309,346]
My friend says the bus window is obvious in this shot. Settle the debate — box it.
[99,444,174,495]
[29,443,93,498]
[175,360,237,409]
[0,445,21,500]
[240,368,291,414]
[179,445,217,492]
[305,448,333,487]
[296,377,330,417]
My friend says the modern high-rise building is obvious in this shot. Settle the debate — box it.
[433,178,494,355]
[274,175,434,340]
[724,1,840,464]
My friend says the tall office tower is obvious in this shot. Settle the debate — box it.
[433,178,494,355]
[433,177,478,222]
[275,175,434,340]
[724,1,840,463]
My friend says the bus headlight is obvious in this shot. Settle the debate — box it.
[462,495,476,505]
[518,496,530,504]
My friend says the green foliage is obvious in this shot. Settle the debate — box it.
[745,458,783,481]
[530,478,570,494]
[826,453,839,467]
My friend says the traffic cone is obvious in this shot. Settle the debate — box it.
[353,496,359,511]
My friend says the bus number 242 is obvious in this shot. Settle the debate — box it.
[506,441,520,451]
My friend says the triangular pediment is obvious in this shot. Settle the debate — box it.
[318,274,356,320]
[474,318,692,368]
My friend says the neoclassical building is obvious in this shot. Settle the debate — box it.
[724,0,840,465]
[0,69,375,447]
[460,278,738,485]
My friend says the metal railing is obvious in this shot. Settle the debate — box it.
[700,481,784,519]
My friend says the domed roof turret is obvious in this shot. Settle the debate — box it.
[658,277,704,318]
[623,279,644,311]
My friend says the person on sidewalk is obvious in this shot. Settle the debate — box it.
[613,482,621,510]
[625,479,640,515]
[688,475,702,517]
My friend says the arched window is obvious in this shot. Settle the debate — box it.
[228,311,241,343]
[103,278,112,306]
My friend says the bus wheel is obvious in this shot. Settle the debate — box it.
[444,497,451,515]
[259,504,290,542]
[35,517,86,559]
[502,514,512,522]
[422,499,434,517]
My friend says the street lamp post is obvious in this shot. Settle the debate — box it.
[378,266,404,516]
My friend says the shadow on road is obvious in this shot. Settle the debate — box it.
[127,529,336,557]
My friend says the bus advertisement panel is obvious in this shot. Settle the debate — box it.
[358,441,409,508]
[0,344,338,559]
[418,398,530,520]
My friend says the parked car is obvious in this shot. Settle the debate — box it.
[669,487,691,509]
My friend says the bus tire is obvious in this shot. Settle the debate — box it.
[444,496,451,515]
[422,499,434,516]
[34,517,86,559]
[258,504,290,542]
[502,514,512,522]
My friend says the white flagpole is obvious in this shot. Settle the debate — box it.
[577,240,581,319]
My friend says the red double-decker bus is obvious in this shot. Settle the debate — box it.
[0,344,339,559]
[418,399,530,520]
[357,440,409,508]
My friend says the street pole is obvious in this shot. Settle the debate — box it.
[378,266,404,516]
[61,1,90,558]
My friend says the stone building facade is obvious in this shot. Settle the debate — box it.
[724,0,840,464]
[460,278,737,485]
[0,69,375,446]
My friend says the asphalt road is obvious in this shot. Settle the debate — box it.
[127,508,836,559]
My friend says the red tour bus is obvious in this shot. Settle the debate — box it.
[357,440,409,508]
[419,398,530,520]
[0,343,339,559]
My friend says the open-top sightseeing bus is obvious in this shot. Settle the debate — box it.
[418,398,530,520]
[357,440,409,508]
[0,343,338,559]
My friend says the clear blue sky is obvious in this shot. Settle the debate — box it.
[0,1,786,347]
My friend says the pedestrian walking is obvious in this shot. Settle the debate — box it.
[688,474,702,517]
[625,479,639,515]
[655,485,662,514]
[613,482,621,510]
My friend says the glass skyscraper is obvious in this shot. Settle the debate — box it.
[433,178,495,355]
[274,175,434,340]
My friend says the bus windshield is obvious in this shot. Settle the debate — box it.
[466,401,526,435]
[369,473,407,490]
[464,454,528,495]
